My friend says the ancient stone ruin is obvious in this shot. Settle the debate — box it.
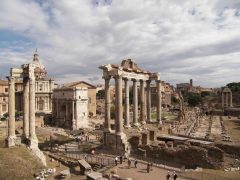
[6,53,46,165]
[221,86,233,108]
[99,59,162,155]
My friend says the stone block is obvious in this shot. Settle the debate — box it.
[141,133,149,145]
[149,130,155,141]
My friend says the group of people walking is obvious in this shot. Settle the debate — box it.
[114,156,178,179]
[166,171,178,180]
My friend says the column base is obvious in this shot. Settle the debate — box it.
[124,124,131,129]
[133,122,140,127]
[104,132,130,156]
[29,138,39,149]
[6,136,16,147]
[158,119,163,125]
[104,128,113,133]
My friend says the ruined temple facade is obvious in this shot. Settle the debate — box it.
[99,59,162,154]
[221,87,233,108]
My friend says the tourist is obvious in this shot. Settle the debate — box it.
[147,163,150,173]
[84,154,87,160]
[65,145,67,153]
[173,171,178,180]
[127,159,131,169]
[120,156,123,164]
[150,162,153,171]
[166,171,170,180]
[115,156,118,166]
[134,159,138,168]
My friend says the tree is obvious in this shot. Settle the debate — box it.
[96,90,105,99]
[171,96,179,104]
[227,82,240,92]
[201,91,210,97]
[185,92,202,107]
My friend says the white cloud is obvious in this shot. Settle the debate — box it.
[0,0,240,87]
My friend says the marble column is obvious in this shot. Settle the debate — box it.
[23,77,29,139]
[7,76,16,147]
[133,79,139,126]
[114,75,123,134]
[140,80,146,123]
[104,76,111,131]
[124,78,130,127]
[222,92,224,108]
[72,100,75,129]
[146,80,151,122]
[230,92,233,107]
[29,76,38,148]
[156,80,162,123]
[226,93,228,107]
[65,102,68,121]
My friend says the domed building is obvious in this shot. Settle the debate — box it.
[15,50,55,113]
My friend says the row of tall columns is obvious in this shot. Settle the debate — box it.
[104,76,162,135]
[7,74,38,147]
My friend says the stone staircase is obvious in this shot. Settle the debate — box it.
[92,163,102,171]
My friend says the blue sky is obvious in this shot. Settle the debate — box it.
[0,0,240,87]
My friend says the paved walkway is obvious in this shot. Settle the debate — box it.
[109,161,187,180]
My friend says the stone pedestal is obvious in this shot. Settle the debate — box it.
[149,130,156,141]
[104,132,130,156]
[141,133,149,145]
[29,138,39,149]
[7,136,16,147]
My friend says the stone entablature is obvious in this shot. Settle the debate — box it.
[100,62,160,81]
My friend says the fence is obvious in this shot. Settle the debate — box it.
[65,152,115,167]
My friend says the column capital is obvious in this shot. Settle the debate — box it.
[7,76,15,82]
[155,80,161,83]
[23,77,29,82]
[113,74,122,79]
[123,77,130,82]
[146,80,151,83]
[132,78,139,82]
[103,75,111,80]
[140,79,146,83]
